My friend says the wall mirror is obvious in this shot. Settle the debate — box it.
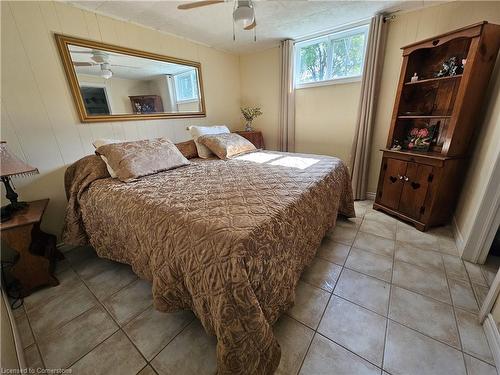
[55,34,206,122]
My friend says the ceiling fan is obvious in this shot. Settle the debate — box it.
[70,50,138,79]
[178,0,257,31]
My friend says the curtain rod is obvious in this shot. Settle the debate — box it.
[383,15,396,23]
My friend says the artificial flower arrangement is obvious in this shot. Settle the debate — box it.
[241,106,263,131]
[404,125,437,152]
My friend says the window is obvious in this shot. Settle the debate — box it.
[294,25,369,88]
[174,70,199,102]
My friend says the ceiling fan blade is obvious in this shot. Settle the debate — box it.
[244,19,256,30]
[73,62,94,66]
[111,64,140,69]
[177,0,224,10]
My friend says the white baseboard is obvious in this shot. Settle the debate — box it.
[365,192,376,201]
[452,215,465,256]
[483,314,500,369]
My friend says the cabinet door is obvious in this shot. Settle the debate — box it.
[377,158,407,210]
[399,163,433,220]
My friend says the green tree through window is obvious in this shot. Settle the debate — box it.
[295,26,368,86]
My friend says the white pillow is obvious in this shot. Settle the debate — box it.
[92,139,121,178]
[188,125,230,158]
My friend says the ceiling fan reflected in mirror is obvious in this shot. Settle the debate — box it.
[177,0,257,40]
[71,50,138,79]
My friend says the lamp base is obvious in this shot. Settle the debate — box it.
[1,202,28,222]
[1,205,13,222]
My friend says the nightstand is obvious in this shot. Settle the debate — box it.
[0,199,61,296]
[236,130,265,149]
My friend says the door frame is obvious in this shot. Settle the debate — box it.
[480,268,500,369]
[461,151,500,263]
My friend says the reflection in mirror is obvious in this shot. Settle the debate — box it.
[69,45,202,116]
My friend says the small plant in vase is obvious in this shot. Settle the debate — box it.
[241,106,263,131]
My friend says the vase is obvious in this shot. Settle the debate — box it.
[245,120,253,132]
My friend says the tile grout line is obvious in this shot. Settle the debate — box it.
[314,214,496,372]
[63,261,152,371]
[18,305,47,370]
[138,315,196,369]
[297,209,387,373]
[295,220,360,375]
[69,254,200,374]
[441,251,469,374]
[380,218,398,373]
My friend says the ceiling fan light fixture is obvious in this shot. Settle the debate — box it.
[91,51,108,64]
[100,63,112,79]
[100,69,112,79]
[233,2,254,29]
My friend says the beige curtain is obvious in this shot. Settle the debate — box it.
[350,14,387,200]
[279,39,295,152]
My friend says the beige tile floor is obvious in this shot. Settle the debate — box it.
[13,200,500,375]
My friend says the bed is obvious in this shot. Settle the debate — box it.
[63,143,354,375]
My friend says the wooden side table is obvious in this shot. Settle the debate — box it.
[236,130,265,149]
[0,199,61,297]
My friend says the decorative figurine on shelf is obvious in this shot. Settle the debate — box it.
[134,102,142,114]
[241,106,263,131]
[435,56,463,77]
[461,58,467,72]
[390,140,402,151]
[411,73,419,82]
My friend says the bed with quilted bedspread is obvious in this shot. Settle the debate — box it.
[63,148,354,375]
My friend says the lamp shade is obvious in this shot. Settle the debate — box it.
[0,142,38,178]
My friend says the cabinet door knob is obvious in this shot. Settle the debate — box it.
[404,176,409,181]
[398,175,404,180]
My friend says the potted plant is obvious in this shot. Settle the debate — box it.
[240,106,263,131]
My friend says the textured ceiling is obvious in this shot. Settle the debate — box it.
[68,1,435,54]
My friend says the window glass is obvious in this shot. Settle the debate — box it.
[295,25,369,87]
[174,70,198,101]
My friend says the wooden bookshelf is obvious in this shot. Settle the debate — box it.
[374,22,500,231]
[397,115,452,119]
[404,74,462,86]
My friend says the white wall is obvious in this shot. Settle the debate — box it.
[295,82,361,161]
[239,47,281,150]
[1,1,241,237]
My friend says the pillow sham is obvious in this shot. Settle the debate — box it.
[95,137,190,182]
[198,133,256,160]
[175,139,198,159]
[92,138,121,178]
[188,125,230,158]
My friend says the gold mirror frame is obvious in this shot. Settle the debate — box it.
[55,34,206,123]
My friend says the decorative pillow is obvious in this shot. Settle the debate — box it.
[188,125,230,158]
[198,133,256,160]
[175,140,198,159]
[95,137,190,182]
[92,139,122,178]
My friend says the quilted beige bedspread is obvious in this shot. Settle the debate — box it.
[63,150,354,375]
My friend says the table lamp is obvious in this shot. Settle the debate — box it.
[0,141,39,222]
